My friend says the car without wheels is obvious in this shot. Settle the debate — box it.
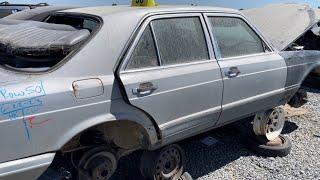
[0,3,320,180]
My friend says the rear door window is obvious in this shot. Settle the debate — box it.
[126,25,159,70]
[152,17,209,65]
[209,17,265,58]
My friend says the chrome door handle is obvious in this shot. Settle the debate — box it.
[225,67,241,78]
[132,82,158,95]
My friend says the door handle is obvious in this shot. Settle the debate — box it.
[225,67,241,78]
[132,82,158,95]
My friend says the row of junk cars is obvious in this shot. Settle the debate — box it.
[0,1,320,180]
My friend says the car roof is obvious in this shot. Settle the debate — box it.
[62,5,239,17]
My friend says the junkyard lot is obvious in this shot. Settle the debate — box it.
[110,86,320,180]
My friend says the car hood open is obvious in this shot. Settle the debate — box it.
[243,3,320,51]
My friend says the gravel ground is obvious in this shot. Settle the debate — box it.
[191,87,320,179]
[112,87,320,180]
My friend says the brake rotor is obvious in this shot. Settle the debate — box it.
[78,147,117,180]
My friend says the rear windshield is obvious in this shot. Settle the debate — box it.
[0,14,100,72]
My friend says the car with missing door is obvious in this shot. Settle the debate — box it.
[0,4,320,180]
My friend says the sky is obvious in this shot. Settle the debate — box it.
[7,0,320,9]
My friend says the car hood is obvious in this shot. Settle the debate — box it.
[243,3,320,51]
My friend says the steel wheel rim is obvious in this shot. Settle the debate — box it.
[155,146,183,179]
[253,108,285,141]
[265,108,285,141]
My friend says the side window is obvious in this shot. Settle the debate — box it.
[126,25,159,70]
[152,17,209,65]
[209,17,265,58]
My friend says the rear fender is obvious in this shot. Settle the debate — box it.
[54,99,160,151]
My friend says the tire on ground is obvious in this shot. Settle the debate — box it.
[245,135,292,157]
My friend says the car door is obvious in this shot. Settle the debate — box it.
[204,13,287,125]
[118,13,223,144]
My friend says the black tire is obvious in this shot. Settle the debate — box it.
[245,135,292,157]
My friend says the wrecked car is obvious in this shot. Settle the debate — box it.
[0,3,320,180]
[0,2,48,18]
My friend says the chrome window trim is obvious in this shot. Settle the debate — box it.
[149,22,162,66]
[203,13,275,60]
[121,59,215,74]
[120,13,216,73]
[219,52,277,61]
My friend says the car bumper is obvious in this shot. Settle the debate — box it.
[0,153,55,180]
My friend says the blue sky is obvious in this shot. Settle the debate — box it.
[8,0,320,9]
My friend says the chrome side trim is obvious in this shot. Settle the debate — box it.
[287,62,314,68]
[0,153,55,178]
[285,84,300,90]
[159,106,221,129]
[230,66,287,79]
[222,88,285,110]
[129,79,222,101]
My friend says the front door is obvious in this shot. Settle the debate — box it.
[204,13,287,125]
[119,14,223,143]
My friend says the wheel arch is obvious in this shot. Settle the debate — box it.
[55,108,160,154]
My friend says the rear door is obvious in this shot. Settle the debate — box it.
[204,13,287,125]
[119,13,223,143]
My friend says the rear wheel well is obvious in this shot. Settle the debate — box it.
[60,120,151,157]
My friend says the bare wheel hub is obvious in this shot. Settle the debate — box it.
[88,155,114,180]
[253,107,285,141]
[78,147,117,180]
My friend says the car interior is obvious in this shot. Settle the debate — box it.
[0,14,100,72]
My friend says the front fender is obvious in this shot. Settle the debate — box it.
[279,50,320,103]
[280,50,320,88]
